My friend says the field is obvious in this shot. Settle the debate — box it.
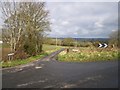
[42,44,63,54]
[58,47,119,62]
[1,44,63,68]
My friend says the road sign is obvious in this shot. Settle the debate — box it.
[103,43,108,48]
[8,53,14,56]
[8,53,14,60]
[98,43,103,48]
[98,43,108,48]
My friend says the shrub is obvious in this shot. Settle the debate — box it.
[14,50,29,60]
[62,38,75,46]
[79,41,93,47]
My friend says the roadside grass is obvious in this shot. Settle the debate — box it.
[57,47,119,62]
[1,44,63,68]
[1,53,48,68]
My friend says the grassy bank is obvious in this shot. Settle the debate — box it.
[58,47,119,62]
[1,53,48,68]
[1,44,63,68]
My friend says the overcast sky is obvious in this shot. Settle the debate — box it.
[46,2,118,38]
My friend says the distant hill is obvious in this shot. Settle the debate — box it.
[51,38,109,43]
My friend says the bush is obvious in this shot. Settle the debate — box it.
[24,43,36,56]
[62,38,75,46]
[79,41,93,47]
[14,50,29,60]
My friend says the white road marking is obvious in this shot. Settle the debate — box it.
[35,66,42,69]
[63,84,76,88]
[17,79,47,87]
[79,75,102,83]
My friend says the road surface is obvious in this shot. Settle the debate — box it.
[2,49,118,88]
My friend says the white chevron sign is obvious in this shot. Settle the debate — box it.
[98,43,108,48]
[98,43,102,48]
[103,43,108,48]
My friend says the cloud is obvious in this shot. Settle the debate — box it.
[61,21,69,26]
[111,29,117,32]
[46,2,118,38]
[95,20,104,28]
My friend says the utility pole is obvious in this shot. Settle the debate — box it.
[56,36,57,48]
[76,39,77,48]
[74,38,77,48]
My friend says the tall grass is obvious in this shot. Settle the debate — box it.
[58,47,119,62]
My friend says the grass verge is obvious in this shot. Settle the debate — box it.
[57,47,119,62]
[1,44,63,68]
[1,53,48,68]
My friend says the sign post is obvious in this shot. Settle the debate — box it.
[8,53,14,61]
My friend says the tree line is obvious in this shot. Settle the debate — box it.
[44,31,119,48]
[44,38,96,47]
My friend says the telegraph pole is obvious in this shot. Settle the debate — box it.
[56,36,57,48]
[75,38,77,48]
[76,38,78,48]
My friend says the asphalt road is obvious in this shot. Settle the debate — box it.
[2,49,118,88]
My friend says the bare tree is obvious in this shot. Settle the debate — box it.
[1,1,50,57]
[109,30,119,48]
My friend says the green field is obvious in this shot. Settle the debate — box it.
[43,44,63,54]
[57,47,119,62]
[1,44,63,68]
